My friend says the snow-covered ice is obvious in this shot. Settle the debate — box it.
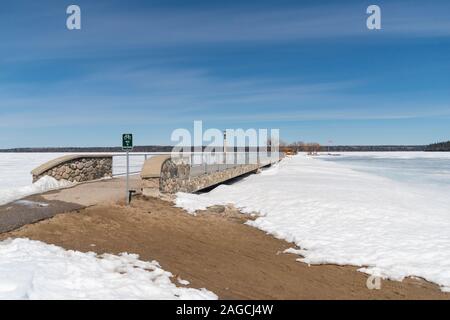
[176,153,450,292]
[0,238,217,300]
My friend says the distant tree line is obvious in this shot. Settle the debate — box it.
[284,142,322,154]
[425,141,450,152]
[320,145,425,152]
[1,141,448,153]
[284,141,450,152]
[285,141,426,152]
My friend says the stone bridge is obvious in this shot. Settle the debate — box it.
[141,153,280,194]
[30,153,280,195]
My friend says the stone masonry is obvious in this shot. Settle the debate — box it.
[31,155,113,183]
[159,158,260,193]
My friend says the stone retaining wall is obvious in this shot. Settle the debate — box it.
[31,155,113,183]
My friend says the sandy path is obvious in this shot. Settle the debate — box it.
[3,196,448,300]
[0,176,141,233]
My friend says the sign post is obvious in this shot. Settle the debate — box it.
[122,133,133,205]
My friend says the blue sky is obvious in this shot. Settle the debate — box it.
[0,0,449,147]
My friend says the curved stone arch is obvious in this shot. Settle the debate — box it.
[31,154,113,183]
[159,157,192,193]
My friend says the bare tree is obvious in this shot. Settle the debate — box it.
[289,141,305,153]
[303,142,321,155]
[311,143,321,155]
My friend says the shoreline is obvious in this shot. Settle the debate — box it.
[176,154,450,292]
[1,192,448,299]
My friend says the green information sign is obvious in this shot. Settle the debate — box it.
[122,133,133,150]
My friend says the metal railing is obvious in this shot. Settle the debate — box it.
[111,152,170,177]
[171,152,280,177]
[112,151,281,178]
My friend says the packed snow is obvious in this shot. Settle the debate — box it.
[0,238,217,300]
[176,153,450,292]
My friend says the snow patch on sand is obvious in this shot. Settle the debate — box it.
[176,155,450,292]
[0,176,72,206]
[0,238,217,299]
[177,277,190,286]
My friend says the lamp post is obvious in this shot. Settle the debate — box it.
[223,130,227,165]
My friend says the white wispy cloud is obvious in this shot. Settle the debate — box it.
[1,62,448,129]
[1,1,450,63]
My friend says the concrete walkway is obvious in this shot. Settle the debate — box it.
[0,175,141,233]
[41,175,141,206]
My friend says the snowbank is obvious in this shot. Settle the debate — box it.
[176,155,450,292]
[0,238,217,300]
[0,176,72,206]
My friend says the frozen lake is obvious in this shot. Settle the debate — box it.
[177,152,450,291]
[320,152,450,193]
